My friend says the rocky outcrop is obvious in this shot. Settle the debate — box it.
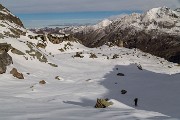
[0,62,6,74]
[46,34,76,44]
[0,43,12,74]
[26,42,48,63]
[94,98,113,108]
[0,43,11,52]
[47,34,63,44]
[0,51,12,65]
[36,43,47,49]
[0,4,24,27]
[11,47,25,55]
[73,7,180,64]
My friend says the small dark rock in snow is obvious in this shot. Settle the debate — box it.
[121,89,127,94]
[117,73,125,76]
[55,76,61,80]
[73,52,84,58]
[137,64,143,70]
[112,54,119,59]
[39,80,46,85]
[89,53,98,58]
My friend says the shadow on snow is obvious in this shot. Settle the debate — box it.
[64,64,180,119]
[101,64,180,119]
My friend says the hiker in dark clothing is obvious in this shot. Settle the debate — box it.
[134,98,138,106]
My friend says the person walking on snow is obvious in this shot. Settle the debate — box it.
[134,98,138,107]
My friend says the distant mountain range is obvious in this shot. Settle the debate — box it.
[73,7,180,63]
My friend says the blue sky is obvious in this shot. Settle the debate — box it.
[16,11,142,28]
[0,0,179,28]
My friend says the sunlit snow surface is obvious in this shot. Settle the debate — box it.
[0,34,180,120]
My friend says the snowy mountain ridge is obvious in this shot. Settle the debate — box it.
[61,7,179,35]
[59,19,112,34]
[73,6,180,64]
[107,6,180,35]
[144,6,180,20]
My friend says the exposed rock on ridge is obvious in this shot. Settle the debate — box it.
[0,4,26,38]
[0,43,12,74]
[0,4,24,27]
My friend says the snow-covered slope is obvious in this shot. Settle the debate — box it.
[1,36,180,119]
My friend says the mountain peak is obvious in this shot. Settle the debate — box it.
[143,6,180,21]
[97,19,112,28]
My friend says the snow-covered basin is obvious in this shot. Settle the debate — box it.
[0,37,180,120]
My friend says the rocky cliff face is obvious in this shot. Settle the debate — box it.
[73,7,180,63]
[0,4,26,38]
[0,4,27,74]
[0,43,12,74]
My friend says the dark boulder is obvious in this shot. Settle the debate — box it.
[121,89,127,94]
[39,80,46,85]
[117,73,125,76]
[10,68,24,79]
[94,98,113,108]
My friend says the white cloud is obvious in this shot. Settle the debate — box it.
[0,0,180,14]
